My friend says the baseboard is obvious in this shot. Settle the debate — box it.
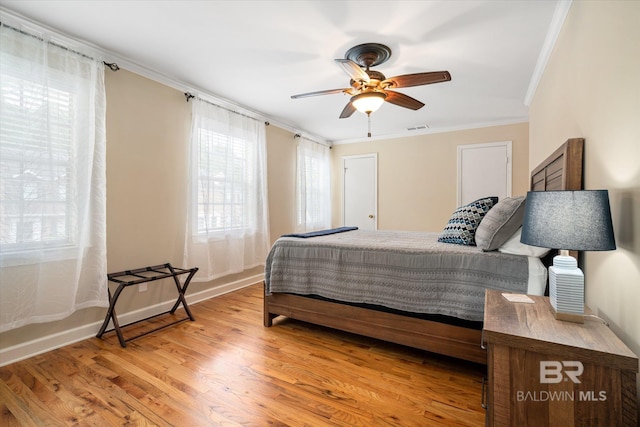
[0,274,263,367]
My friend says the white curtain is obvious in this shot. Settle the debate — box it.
[183,98,270,281]
[0,24,108,332]
[295,137,331,232]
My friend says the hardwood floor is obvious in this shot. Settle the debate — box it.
[1,284,487,426]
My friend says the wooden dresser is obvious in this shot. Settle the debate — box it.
[482,289,638,426]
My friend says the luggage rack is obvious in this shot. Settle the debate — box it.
[96,263,198,347]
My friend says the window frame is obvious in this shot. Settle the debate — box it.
[0,54,81,256]
[191,126,256,237]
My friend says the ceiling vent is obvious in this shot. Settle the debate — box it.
[407,124,429,131]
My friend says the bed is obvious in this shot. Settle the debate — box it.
[263,138,584,364]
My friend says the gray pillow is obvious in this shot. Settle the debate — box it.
[476,196,526,251]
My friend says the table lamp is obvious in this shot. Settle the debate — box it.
[520,190,616,323]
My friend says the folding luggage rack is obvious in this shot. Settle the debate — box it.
[96,263,198,347]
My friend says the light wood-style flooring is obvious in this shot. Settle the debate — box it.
[1,283,487,426]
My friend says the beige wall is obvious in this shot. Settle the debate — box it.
[0,69,298,351]
[266,126,297,244]
[529,0,640,395]
[106,69,190,272]
[330,122,529,231]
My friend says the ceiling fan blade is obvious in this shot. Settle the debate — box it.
[335,59,370,82]
[291,88,351,99]
[384,90,425,110]
[382,71,451,89]
[339,101,357,119]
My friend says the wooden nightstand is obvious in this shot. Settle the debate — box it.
[482,289,638,426]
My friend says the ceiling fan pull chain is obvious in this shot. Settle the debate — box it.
[367,112,372,138]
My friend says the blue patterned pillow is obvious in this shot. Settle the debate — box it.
[438,197,499,245]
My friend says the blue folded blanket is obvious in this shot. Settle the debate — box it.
[281,226,358,238]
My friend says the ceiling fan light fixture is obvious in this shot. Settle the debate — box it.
[351,92,386,114]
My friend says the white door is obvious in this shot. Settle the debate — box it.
[457,141,512,206]
[343,154,377,230]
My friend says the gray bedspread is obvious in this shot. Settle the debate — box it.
[264,229,528,322]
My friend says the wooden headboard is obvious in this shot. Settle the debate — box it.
[530,138,584,192]
[530,138,585,275]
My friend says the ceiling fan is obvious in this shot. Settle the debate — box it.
[291,43,451,120]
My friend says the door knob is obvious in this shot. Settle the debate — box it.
[368,214,374,219]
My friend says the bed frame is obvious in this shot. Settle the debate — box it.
[263,138,584,365]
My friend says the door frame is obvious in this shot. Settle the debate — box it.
[457,141,512,206]
[342,153,378,230]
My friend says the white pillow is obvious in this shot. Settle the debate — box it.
[498,228,551,257]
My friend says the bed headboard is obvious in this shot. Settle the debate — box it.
[530,138,584,192]
[530,138,585,277]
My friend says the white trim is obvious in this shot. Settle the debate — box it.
[0,274,264,367]
[332,118,528,145]
[457,141,512,206]
[0,7,106,61]
[524,0,573,106]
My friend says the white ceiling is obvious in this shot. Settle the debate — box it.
[1,1,563,144]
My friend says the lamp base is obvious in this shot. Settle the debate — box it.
[553,310,584,323]
[549,254,584,324]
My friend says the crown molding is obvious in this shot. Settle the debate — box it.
[524,0,573,106]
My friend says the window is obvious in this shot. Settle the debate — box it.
[183,98,269,282]
[296,137,331,232]
[195,128,254,235]
[0,22,108,332]
[1,65,76,253]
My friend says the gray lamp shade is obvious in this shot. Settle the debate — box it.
[521,190,616,251]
